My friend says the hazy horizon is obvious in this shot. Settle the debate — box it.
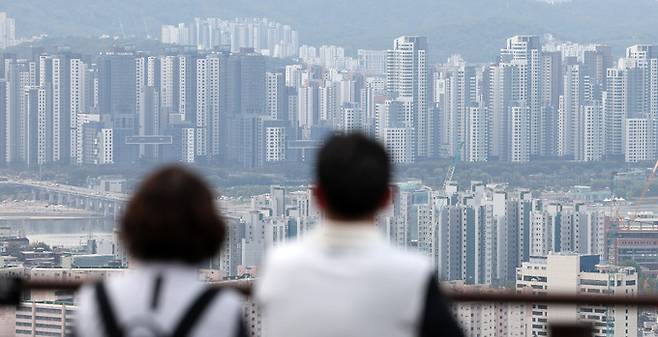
[6,0,658,61]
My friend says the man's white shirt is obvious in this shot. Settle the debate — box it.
[256,221,463,337]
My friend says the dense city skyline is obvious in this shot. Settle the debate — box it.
[1,7,658,337]
[2,12,658,170]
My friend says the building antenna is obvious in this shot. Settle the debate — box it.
[141,14,150,39]
[119,18,126,39]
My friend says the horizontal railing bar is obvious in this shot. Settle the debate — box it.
[449,292,649,306]
[22,279,656,306]
[26,279,81,291]
[25,279,254,296]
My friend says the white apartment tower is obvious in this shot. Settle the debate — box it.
[0,12,16,49]
[38,55,75,164]
[136,56,146,137]
[626,45,658,158]
[181,127,195,163]
[159,56,176,118]
[466,105,488,162]
[386,36,428,158]
[297,85,318,128]
[605,68,626,158]
[177,55,189,122]
[99,128,113,165]
[558,63,587,158]
[207,54,221,159]
[485,62,513,161]
[501,35,542,157]
[440,64,477,160]
[265,126,286,163]
[70,58,86,163]
[341,104,362,133]
[318,83,336,123]
[626,45,658,119]
[510,104,530,162]
[377,99,415,164]
[580,104,605,162]
[382,128,415,164]
[358,49,387,76]
[33,87,49,167]
[625,118,650,162]
[195,57,208,157]
[266,72,286,120]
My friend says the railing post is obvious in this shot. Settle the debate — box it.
[549,323,593,337]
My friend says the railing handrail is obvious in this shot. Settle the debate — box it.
[21,279,655,306]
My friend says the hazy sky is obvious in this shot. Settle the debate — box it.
[5,0,658,61]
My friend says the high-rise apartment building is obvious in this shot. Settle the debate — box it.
[541,51,562,157]
[625,117,650,162]
[265,72,288,121]
[438,63,478,160]
[4,59,31,165]
[376,99,415,164]
[465,104,488,162]
[23,86,48,168]
[605,67,627,158]
[161,18,298,58]
[483,62,513,161]
[263,120,287,164]
[0,80,6,166]
[0,13,16,49]
[580,104,605,162]
[98,50,138,165]
[501,36,542,157]
[357,49,387,76]
[510,104,530,162]
[5,30,658,168]
[386,36,428,159]
[626,45,658,159]
[583,45,613,101]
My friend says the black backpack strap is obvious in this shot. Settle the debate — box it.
[234,315,248,337]
[170,287,222,337]
[94,282,124,337]
[150,274,164,310]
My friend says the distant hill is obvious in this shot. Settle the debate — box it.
[5,0,658,61]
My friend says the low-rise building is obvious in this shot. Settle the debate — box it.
[14,301,76,337]
[516,253,638,337]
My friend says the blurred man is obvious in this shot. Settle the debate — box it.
[256,133,464,337]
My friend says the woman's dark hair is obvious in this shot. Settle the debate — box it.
[120,165,226,264]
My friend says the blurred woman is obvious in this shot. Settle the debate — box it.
[75,166,246,337]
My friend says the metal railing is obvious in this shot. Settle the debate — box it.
[12,278,655,337]
[19,278,649,305]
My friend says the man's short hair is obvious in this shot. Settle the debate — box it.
[121,165,226,264]
[315,133,391,219]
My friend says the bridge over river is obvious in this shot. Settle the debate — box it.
[0,179,127,219]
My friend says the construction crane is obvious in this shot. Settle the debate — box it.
[119,18,127,39]
[640,159,658,200]
[443,142,463,191]
[625,159,658,226]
